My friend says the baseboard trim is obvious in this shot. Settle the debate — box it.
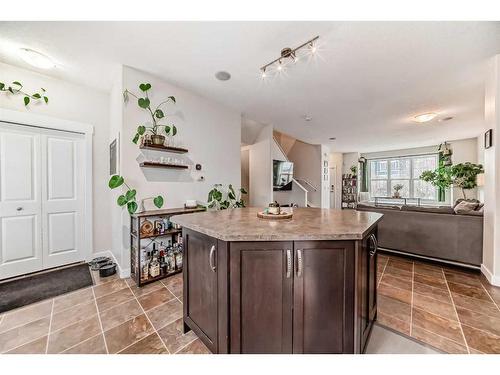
[90,251,130,279]
[481,264,500,286]
[378,247,480,270]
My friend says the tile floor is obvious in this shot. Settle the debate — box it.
[377,252,500,354]
[2,253,500,354]
[0,271,210,354]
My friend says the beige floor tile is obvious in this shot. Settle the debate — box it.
[444,271,483,288]
[50,300,97,332]
[378,282,412,304]
[387,259,413,272]
[157,318,197,353]
[118,333,168,354]
[176,338,211,354]
[413,263,443,278]
[5,335,47,354]
[380,274,412,291]
[93,279,128,299]
[413,273,447,290]
[92,271,120,286]
[47,315,101,353]
[411,325,467,354]
[104,314,154,354]
[462,324,500,354]
[413,293,457,321]
[383,266,412,280]
[95,287,134,312]
[62,334,107,354]
[378,295,411,323]
[451,292,500,318]
[53,287,94,314]
[146,299,183,330]
[412,307,464,344]
[455,306,500,337]
[162,274,183,297]
[99,299,143,331]
[126,279,165,297]
[447,282,492,301]
[0,300,52,334]
[413,282,452,303]
[0,317,50,353]
[137,288,176,311]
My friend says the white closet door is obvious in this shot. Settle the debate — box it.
[0,124,43,279]
[41,131,85,269]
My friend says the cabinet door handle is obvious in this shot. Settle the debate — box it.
[297,249,303,277]
[209,245,216,272]
[286,249,292,278]
[369,234,378,257]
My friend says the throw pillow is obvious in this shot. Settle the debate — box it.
[454,200,479,214]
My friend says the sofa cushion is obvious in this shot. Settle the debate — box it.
[453,198,480,209]
[400,205,455,214]
[454,200,479,214]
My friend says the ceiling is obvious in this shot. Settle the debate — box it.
[0,21,499,152]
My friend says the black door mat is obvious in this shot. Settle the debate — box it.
[0,263,94,313]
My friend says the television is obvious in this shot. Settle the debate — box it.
[273,160,294,191]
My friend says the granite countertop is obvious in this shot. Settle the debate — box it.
[170,207,383,241]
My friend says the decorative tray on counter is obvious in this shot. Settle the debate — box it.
[257,210,293,220]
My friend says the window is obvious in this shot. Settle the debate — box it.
[367,154,438,201]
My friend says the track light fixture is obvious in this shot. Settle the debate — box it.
[260,36,319,78]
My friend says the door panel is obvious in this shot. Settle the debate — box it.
[0,125,42,279]
[229,242,293,354]
[293,241,354,354]
[42,133,84,268]
[184,230,218,352]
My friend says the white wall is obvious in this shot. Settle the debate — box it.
[482,54,500,286]
[114,65,241,273]
[249,124,273,206]
[343,152,360,175]
[329,152,343,208]
[287,140,322,207]
[0,62,111,255]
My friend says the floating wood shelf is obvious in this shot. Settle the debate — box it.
[140,144,189,154]
[140,161,189,169]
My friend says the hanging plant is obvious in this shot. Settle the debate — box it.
[108,175,164,214]
[0,81,49,106]
[123,83,177,145]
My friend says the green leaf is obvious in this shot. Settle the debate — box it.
[43,96,49,104]
[139,83,151,92]
[8,87,14,94]
[24,96,30,106]
[164,126,171,135]
[117,195,128,206]
[12,81,22,87]
[125,189,136,201]
[138,97,150,109]
[208,190,214,203]
[108,175,124,189]
[32,93,41,99]
[240,187,248,194]
[137,125,146,135]
[168,96,176,103]
[127,201,138,214]
[155,109,164,119]
[132,133,140,144]
[0,82,4,90]
[153,195,164,209]
[41,88,46,92]
[171,125,177,136]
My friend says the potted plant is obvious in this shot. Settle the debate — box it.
[108,174,164,214]
[420,162,484,200]
[0,80,49,106]
[392,184,404,198]
[123,83,177,146]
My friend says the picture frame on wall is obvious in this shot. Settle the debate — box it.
[485,129,493,149]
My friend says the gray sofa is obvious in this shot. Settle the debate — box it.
[356,202,483,267]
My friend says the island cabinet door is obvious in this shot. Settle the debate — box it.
[229,242,293,354]
[183,229,219,353]
[293,241,355,354]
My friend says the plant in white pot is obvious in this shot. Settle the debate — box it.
[123,83,177,146]
[392,184,404,198]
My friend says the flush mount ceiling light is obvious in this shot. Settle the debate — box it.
[18,48,55,69]
[329,137,336,141]
[303,115,313,122]
[413,112,438,123]
[215,71,231,81]
[260,36,319,78]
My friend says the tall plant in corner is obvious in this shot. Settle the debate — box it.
[123,83,177,145]
[0,80,49,106]
[108,175,164,214]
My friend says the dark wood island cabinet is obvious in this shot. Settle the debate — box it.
[171,207,382,354]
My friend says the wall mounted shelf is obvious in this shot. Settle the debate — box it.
[140,162,189,169]
[140,144,189,154]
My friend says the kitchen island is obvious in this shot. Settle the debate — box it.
[171,207,383,354]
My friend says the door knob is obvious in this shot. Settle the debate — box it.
[16,207,23,211]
